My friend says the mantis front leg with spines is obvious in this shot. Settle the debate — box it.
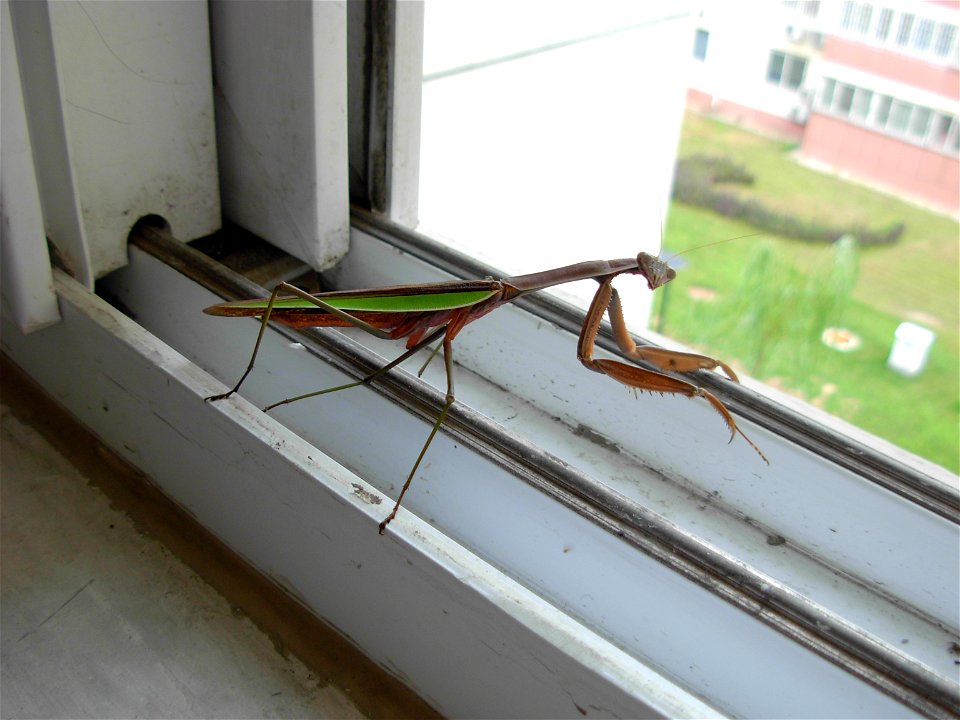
[577,277,768,463]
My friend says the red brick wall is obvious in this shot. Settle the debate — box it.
[801,113,959,213]
[684,90,806,142]
[823,36,960,99]
[686,87,713,112]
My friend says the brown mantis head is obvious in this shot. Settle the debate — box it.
[637,252,677,291]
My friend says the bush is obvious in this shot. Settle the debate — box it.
[673,155,904,246]
[710,236,861,379]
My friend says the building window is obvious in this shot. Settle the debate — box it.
[821,77,836,107]
[875,7,893,41]
[909,106,932,140]
[840,1,853,29]
[767,51,785,83]
[844,6,957,64]
[840,2,873,36]
[889,101,912,132]
[932,112,953,147]
[874,95,892,125]
[693,28,709,61]
[934,23,957,58]
[786,0,820,16]
[836,83,855,113]
[851,88,873,120]
[949,120,960,153]
[766,51,806,90]
[895,13,915,46]
[916,110,959,154]
[818,77,957,155]
[785,55,807,87]
[913,18,935,52]
[854,3,872,34]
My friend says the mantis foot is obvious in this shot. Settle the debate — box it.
[205,391,235,403]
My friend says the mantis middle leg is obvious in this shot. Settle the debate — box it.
[262,325,447,412]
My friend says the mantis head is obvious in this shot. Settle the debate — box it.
[637,252,676,291]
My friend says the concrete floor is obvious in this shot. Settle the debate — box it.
[0,360,435,720]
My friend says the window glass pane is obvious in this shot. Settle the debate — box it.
[910,106,932,139]
[896,13,914,46]
[837,84,855,114]
[821,77,836,109]
[855,4,872,34]
[874,95,892,126]
[889,101,912,131]
[693,28,709,60]
[934,24,957,57]
[914,18,934,51]
[841,1,854,30]
[767,51,785,83]
[784,56,806,89]
[852,88,873,120]
[875,8,893,41]
[418,1,960,476]
[418,2,689,300]
[931,113,952,148]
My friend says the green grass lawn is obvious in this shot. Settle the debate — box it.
[659,113,959,474]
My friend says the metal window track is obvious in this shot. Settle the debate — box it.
[349,210,959,524]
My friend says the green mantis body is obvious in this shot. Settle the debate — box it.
[205,252,767,533]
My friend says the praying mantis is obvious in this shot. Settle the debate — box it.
[204,250,768,533]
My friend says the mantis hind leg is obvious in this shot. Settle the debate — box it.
[379,336,456,534]
[205,282,288,402]
[262,324,448,411]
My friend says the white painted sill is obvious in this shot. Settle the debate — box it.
[3,268,712,718]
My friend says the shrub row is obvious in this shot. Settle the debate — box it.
[672,155,904,246]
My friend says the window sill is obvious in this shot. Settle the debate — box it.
[7,222,954,717]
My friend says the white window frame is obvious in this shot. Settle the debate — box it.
[3,3,958,717]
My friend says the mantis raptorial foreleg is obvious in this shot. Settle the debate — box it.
[606,286,741,382]
[577,278,768,463]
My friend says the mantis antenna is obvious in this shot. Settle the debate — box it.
[663,232,764,265]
